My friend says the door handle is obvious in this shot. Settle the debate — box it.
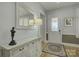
[59,30,61,32]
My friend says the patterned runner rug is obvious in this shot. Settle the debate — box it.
[43,42,66,57]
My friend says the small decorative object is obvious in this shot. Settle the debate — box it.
[65,17,72,26]
[9,27,16,46]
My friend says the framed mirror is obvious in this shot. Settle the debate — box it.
[15,3,34,30]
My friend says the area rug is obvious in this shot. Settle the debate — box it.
[64,45,79,57]
[43,43,66,57]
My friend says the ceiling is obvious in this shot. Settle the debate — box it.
[39,2,79,11]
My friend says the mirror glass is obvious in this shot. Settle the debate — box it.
[15,3,34,29]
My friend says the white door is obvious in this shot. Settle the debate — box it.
[48,17,62,43]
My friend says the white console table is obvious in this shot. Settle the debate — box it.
[0,36,42,57]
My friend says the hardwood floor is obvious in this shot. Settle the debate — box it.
[41,41,58,57]
[41,51,58,57]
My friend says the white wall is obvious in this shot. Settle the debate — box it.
[47,5,76,35]
[75,7,79,38]
[0,2,45,44]
[46,4,79,43]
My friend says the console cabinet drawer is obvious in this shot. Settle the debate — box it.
[10,45,25,56]
[2,39,42,57]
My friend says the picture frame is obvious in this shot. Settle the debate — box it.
[64,17,72,26]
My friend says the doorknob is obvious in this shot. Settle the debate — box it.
[59,30,61,32]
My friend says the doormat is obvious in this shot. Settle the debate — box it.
[43,43,66,57]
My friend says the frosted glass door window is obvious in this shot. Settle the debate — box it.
[51,17,59,31]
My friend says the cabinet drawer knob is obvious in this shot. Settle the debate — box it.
[32,42,34,44]
[19,48,24,51]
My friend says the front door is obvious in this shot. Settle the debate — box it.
[48,17,62,44]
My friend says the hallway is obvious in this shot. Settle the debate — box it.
[41,42,79,57]
[0,2,79,57]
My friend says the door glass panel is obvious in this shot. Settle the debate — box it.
[51,17,59,31]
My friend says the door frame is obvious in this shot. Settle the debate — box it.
[48,16,62,44]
